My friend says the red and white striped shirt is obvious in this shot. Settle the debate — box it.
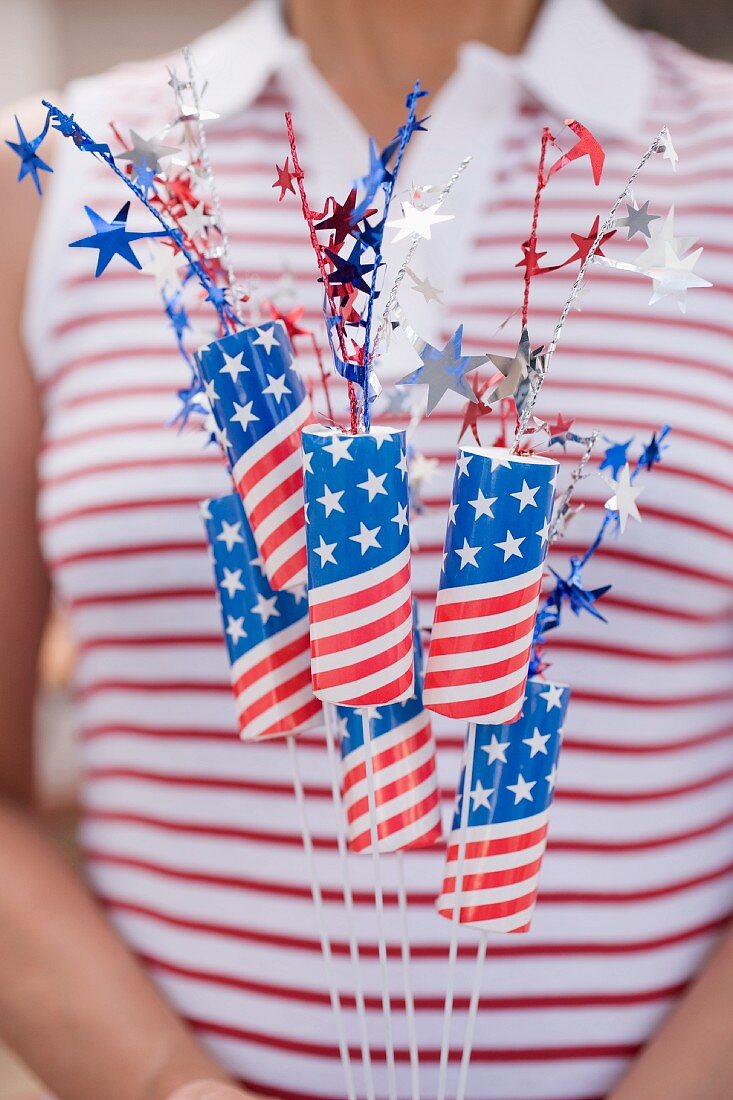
[25,0,733,1096]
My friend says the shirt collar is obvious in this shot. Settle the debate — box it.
[194,0,650,138]
[517,0,651,136]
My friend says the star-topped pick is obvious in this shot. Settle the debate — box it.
[69,201,167,277]
[6,115,52,195]
[386,199,454,243]
[397,325,486,414]
[602,463,643,532]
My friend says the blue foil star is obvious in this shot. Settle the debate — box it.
[6,115,52,195]
[599,436,633,479]
[639,425,670,470]
[548,559,612,622]
[134,159,156,197]
[324,243,377,295]
[352,138,392,221]
[69,201,166,276]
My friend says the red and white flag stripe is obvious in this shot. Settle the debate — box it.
[309,546,414,705]
[423,563,545,724]
[341,710,443,853]
[436,809,551,933]
[232,398,313,592]
[230,617,322,741]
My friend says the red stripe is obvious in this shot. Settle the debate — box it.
[267,544,307,590]
[340,722,433,796]
[312,616,413,692]
[237,421,308,506]
[49,534,732,588]
[438,890,539,926]
[309,560,411,623]
[244,467,304,533]
[237,665,314,724]
[186,1010,641,1064]
[345,755,439,822]
[231,632,310,697]
[424,676,526,722]
[349,797,443,853]
[40,494,207,531]
[433,577,542,623]
[239,694,321,741]
[442,857,544,895]
[423,641,532,688]
[311,596,412,658]
[136,947,686,1011]
[94,882,731,955]
[446,825,549,863]
[255,499,306,561]
[339,666,416,708]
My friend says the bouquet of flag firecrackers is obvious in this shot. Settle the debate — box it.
[10,51,710,1100]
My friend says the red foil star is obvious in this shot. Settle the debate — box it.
[272,157,297,201]
[458,375,493,445]
[270,303,310,340]
[544,119,606,186]
[563,216,615,266]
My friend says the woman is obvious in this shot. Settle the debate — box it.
[1,0,733,1097]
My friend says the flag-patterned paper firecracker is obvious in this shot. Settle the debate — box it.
[201,492,322,741]
[337,611,442,854]
[301,424,415,706]
[436,678,569,933]
[423,446,558,725]
[196,321,313,593]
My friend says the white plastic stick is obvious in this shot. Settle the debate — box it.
[360,708,398,1100]
[323,704,376,1100]
[288,736,357,1100]
[455,932,488,1100]
[396,851,421,1100]
[437,722,477,1100]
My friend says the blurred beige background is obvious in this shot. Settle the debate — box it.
[2,0,733,107]
[2,0,732,1096]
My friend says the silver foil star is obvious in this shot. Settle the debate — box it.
[616,199,659,240]
[397,325,487,415]
[117,130,179,175]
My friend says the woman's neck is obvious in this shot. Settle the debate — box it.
[285,0,542,143]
